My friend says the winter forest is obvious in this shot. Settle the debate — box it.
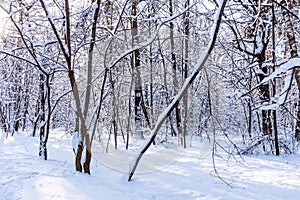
[1,0,300,199]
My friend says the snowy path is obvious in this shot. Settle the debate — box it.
[1,132,300,200]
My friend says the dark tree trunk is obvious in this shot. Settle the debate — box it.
[83,134,92,174]
[257,49,272,136]
[38,72,47,160]
[271,3,279,155]
[75,141,83,172]
[39,139,47,160]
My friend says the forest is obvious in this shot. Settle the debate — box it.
[0,0,300,185]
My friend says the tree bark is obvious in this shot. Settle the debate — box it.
[38,72,47,160]
[182,0,190,148]
[272,2,279,155]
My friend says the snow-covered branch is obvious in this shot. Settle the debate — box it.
[0,49,37,66]
[38,0,70,60]
[106,3,196,70]
[258,58,300,110]
[260,58,300,85]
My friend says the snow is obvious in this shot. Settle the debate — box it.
[1,131,300,200]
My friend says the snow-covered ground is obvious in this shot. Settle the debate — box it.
[1,131,300,200]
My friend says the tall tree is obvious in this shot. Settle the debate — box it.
[169,0,181,137]
[131,0,143,138]
[182,0,190,148]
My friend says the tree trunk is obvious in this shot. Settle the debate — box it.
[132,0,143,137]
[38,72,47,160]
[169,0,181,137]
[69,70,90,173]
[271,3,279,155]
[83,134,91,174]
[256,34,271,136]
[182,0,190,148]
[75,140,83,172]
